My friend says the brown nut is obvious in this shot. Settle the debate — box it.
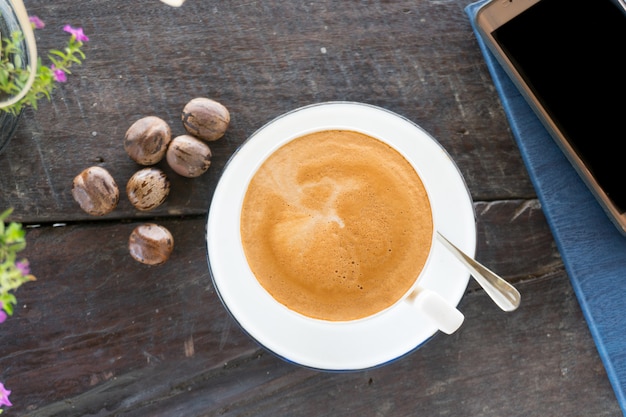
[72,166,119,216]
[124,116,172,165]
[129,223,174,265]
[166,134,212,178]
[126,168,170,211]
[181,98,230,141]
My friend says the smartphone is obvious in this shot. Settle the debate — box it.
[475,0,626,235]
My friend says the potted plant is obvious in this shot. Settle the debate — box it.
[0,0,88,154]
[0,208,35,413]
[0,0,27,154]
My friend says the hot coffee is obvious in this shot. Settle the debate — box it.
[240,129,433,321]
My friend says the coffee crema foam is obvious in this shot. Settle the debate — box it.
[240,130,433,321]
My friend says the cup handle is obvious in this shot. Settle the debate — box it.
[408,287,464,335]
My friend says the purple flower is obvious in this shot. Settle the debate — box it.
[0,302,6,324]
[16,260,30,276]
[0,382,11,407]
[29,16,45,29]
[51,65,67,83]
[63,25,89,42]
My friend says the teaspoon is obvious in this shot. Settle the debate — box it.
[436,232,521,312]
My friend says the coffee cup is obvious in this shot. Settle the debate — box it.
[206,102,476,370]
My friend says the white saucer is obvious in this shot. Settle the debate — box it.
[206,102,476,371]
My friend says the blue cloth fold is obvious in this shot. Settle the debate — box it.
[466,1,626,414]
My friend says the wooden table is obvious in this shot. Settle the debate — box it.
[0,0,621,415]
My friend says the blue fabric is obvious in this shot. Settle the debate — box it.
[466,1,626,414]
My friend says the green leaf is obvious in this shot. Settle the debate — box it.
[0,208,11,222]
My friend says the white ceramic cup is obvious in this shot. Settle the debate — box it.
[206,102,476,370]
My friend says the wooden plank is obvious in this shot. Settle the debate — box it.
[16,268,620,416]
[0,201,618,415]
[0,0,534,223]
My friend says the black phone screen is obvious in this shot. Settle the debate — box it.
[492,0,626,212]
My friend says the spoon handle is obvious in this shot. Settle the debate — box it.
[436,232,521,312]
